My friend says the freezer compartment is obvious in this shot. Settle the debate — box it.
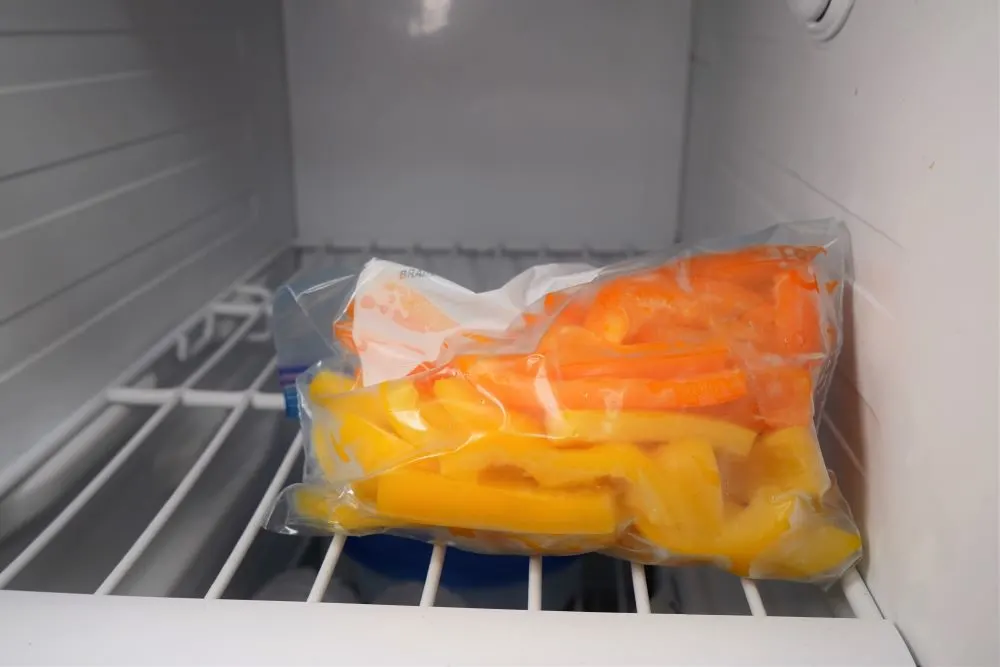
[11,0,988,662]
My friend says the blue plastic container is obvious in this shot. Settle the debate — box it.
[342,535,580,608]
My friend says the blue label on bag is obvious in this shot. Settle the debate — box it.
[277,364,309,418]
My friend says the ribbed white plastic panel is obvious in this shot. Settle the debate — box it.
[0,245,912,665]
[0,0,295,482]
[681,2,998,664]
[284,0,690,249]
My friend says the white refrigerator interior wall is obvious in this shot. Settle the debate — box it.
[0,0,295,477]
[284,0,691,248]
[0,0,993,664]
[682,2,999,664]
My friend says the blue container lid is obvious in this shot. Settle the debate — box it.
[344,534,576,589]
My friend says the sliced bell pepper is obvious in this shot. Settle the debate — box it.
[576,371,748,410]
[689,396,763,431]
[468,365,748,413]
[548,410,757,457]
[629,438,724,556]
[752,519,861,579]
[310,373,444,484]
[725,301,777,348]
[543,292,589,323]
[746,366,814,429]
[672,245,826,287]
[583,299,631,344]
[381,379,464,448]
[309,371,391,429]
[309,371,395,482]
[537,325,732,380]
[524,440,648,486]
[557,354,732,381]
[336,411,417,475]
[309,369,357,396]
[311,421,347,481]
[431,376,544,434]
[333,300,357,354]
[375,467,618,536]
[714,492,799,576]
[743,425,831,499]
[773,269,823,355]
[583,273,768,342]
[438,436,646,487]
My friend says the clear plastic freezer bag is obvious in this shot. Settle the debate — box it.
[267,220,861,583]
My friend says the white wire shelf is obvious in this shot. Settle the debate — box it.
[0,243,911,665]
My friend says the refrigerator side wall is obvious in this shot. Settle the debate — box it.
[0,0,295,472]
[681,2,999,664]
[284,0,691,249]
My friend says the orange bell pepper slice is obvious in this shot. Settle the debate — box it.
[467,364,748,413]
[333,299,357,354]
[543,291,589,322]
[556,353,732,381]
[671,245,826,286]
[773,269,823,355]
[536,296,592,351]
[583,272,768,343]
[536,325,732,381]
[746,365,814,429]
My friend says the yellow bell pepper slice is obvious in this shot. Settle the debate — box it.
[438,436,645,487]
[313,415,411,500]
[311,421,347,481]
[630,438,724,555]
[381,379,459,448]
[752,520,861,579]
[519,441,647,487]
[375,467,618,536]
[432,376,544,435]
[714,492,799,576]
[308,370,390,429]
[548,410,757,456]
[337,412,417,475]
[743,425,831,498]
[309,369,356,397]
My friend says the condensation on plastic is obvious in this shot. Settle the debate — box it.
[267,220,862,584]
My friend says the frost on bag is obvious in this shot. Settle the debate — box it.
[268,220,862,583]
